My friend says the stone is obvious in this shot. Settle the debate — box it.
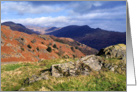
[24,73,49,84]
[51,61,76,77]
[51,55,103,77]
[6,43,12,46]
[31,39,36,43]
[19,87,26,91]
[98,44,126,60]
[38,59,45,63]
[76,55,103,71]
[110,67,115,72]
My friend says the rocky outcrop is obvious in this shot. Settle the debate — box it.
[51,61,76,77]
[51,55,102,77]
[23,44,126,85]
[24,55,103,84]
[97,44,126,73]
[52,55,102,77]
[98,44,126,60]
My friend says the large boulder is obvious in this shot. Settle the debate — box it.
[51,55,103,77]
[51,61,76,77]
[97,44,126,74]
[98,44,126,60]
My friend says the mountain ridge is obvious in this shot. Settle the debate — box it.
[47,25,126,50]
[2,21,40,34]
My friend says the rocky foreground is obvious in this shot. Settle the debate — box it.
[21,44,126,90]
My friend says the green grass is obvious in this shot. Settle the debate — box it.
[38,58,78,68]
[1,63,24,72]
[1,58,126,91]
[22,71,126,91]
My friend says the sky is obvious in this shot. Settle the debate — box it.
[1,1,126,32]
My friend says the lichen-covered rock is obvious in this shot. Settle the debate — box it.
[24,71,49,84]
[51,55,103,77]
[51,61,76,77]
[98,44,126,60]
[76,55,103,71]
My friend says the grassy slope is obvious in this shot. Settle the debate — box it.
[1,58,126,91]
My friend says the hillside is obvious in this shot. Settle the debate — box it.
[47,25,126,50]
[2,22,40,34]
[50,35,98,55]
[26,26,61,34]
[1,25,97,63]
[1,44,126,91]
[26,25,48,34]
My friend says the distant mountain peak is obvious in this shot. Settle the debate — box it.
[96,28,101,30]
[1,21,40,34]
[2,21,16,25]
[82,25,90,27]
[65,25,90,28]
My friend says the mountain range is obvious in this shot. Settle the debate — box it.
[2,21,126,51]
[1,24,98,62]
[47,25,126,50]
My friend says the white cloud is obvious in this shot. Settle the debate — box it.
[1,2,63,14]
[1,10,126,32]
[1,1,126,32]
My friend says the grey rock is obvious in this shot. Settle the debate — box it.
[38,59,45,63]
[31,39,36,43]
[98,44,126,60]
[110,67,115,72]
[51,55,103,77]
[51,61,76,77]
[6,43,12,46]
[19,87,26,91]
[76,55,103,71]
[24,72,49,84]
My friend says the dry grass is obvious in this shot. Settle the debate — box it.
[1,58,126,91]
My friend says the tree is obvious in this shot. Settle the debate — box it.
[47,47,52,52]
[21,47,24,51]
[36,47,39,51]
[27,44,32,49]
[21,38,24,41]
[71,47,75,52]
[41,42,44,44]
[75,46,78,49]
[53,44,57,48]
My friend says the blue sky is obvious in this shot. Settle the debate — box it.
[1,1,126,32]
